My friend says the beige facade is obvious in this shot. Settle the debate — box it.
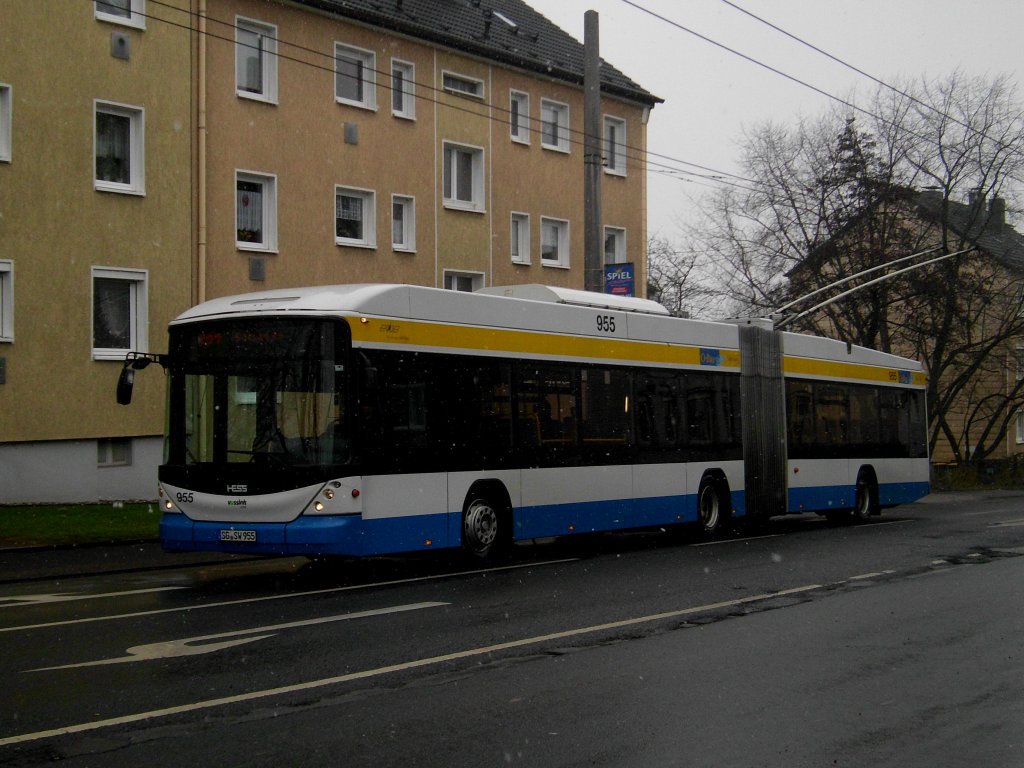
[199,0,651,302]
[0,1,193,501]
[0,0,656,502]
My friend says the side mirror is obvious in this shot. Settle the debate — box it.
[116,364,136,405]
[116,353,165,405]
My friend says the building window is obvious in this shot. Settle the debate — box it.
[236,171,277,251]
[511,213,530,264]
[442,142,484,212]
[95,0,145,29]
[391,59,415,119]
[335,43,376,110]
[540,99,569,152]
[444,271,484,292]
[604,115,627,176]
[442,72,484,99]
[1017,411,1024,444]
[236,17,277,103]
[392,195,416,252]
[604,226,626,264]
[540,217,569,268]
[335,186,376,248]
[0,260,12,342]
[92,267,147,360]
[95,101,144,195]
[98,438,132,467]
[0,83,10,163]
[510,90,530,144]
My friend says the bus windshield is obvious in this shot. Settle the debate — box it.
[166,318,350,469]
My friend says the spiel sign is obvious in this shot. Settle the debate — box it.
[604,262,635,296]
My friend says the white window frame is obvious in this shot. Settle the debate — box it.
[443,270,485,292]
[235,170,278,252]
[540,99,570,153]
[235,17,278,104]
[91,266,148,361]
[442,141,485,212]
[511,212,530,265]
[603,226,626,264]
[0,83,11,163]
[0,260,13,342]
[603,115,627,176]
[335,186,377,248]
[94,100,145,196]
[540,217,570,268]
[442,71,485,99]
[335,43,377,110]
[98,438,132,468]
[510,90,530,144]
[391,194,416,252]
[391,59,415,120]
[94,0,145,29]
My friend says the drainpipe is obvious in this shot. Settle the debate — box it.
[197,0,208,304]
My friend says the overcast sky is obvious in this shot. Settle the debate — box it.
[529,0,1024,237]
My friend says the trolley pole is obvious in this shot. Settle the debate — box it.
[583,10,604,294]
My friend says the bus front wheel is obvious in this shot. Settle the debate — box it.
[462,493,507,560]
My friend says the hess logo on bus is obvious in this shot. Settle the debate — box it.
[227,484,248,493]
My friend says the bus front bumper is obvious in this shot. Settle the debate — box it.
[160,513,365,557]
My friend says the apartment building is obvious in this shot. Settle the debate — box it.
[0,0,194,502]
[0,0,659,503]
[200,0,660,301]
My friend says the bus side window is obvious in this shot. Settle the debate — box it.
[686,376,714,445]
[786,381,814,448]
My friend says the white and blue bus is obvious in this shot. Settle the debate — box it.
[118,283,930,559]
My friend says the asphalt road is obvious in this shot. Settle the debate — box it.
[1,491,1023,766]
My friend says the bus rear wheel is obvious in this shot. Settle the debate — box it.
[852,474,878,521]
[697,476,728,537]
[462,494,507,560]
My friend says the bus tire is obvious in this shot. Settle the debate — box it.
[697,475,729,537]
[462,490,509,560]
[852,470,879,521]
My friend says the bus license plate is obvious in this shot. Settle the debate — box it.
[219,529,256,543]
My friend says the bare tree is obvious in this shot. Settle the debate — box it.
[646,235,715,318]
[677,73,1024,463]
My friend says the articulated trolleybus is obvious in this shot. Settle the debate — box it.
[118,283,929,559]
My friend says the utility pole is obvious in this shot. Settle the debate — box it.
[583,10,604,294]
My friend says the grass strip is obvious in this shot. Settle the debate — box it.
[0,502,160,548]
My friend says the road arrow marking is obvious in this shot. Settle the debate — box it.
[28,601,448,671]
[0,587,184,608]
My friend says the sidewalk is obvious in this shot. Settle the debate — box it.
[0,541,259,585]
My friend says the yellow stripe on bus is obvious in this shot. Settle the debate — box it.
[784,356,927,386]
[349,317,923,386]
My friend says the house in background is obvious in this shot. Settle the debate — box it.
[788,187,1024,466]
[0,0,660,503]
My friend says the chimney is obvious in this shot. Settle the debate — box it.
[989,196,1006,232]
[968,188,985,211]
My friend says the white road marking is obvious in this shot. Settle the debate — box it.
[0,558,577,635]
[690,535,781,547]
[29,602,448,672]
[989,519,1024,528]
[0,587,184,609]
[0,583,821,747]
[848,570,896,581]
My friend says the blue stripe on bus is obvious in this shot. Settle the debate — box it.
[787,481,930,513]
[160,480,927,556]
